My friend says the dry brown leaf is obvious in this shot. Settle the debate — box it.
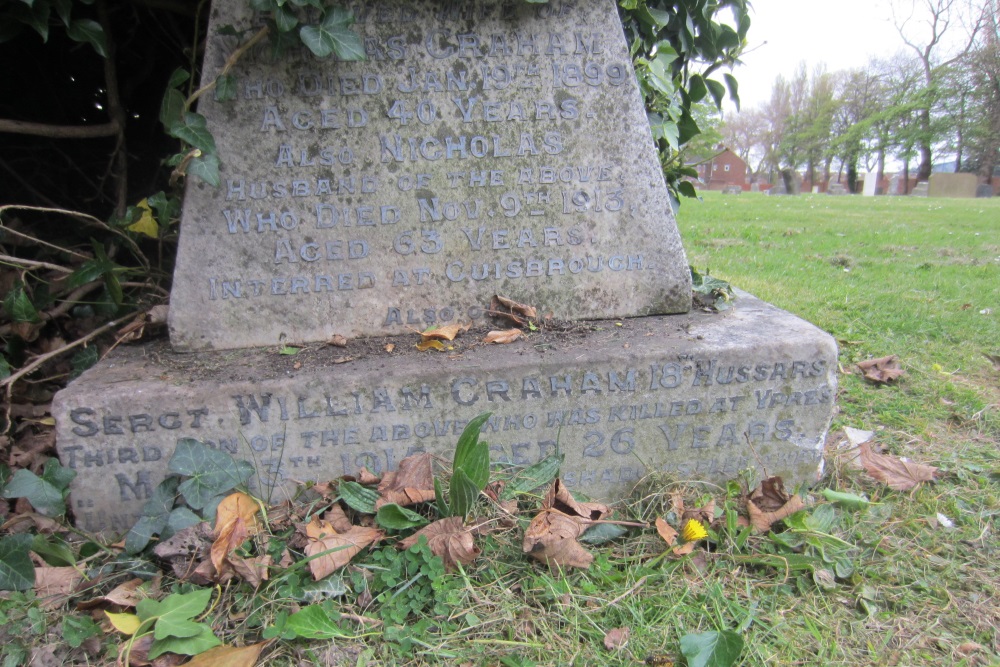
[211,492,262,573]
[398,516,480,572]
[523,508,594,569]
[749,476,792,512]
[177,642,268,667]
[385,343,395,353]
[746,495,805,533]
[331,356,354,364]
[859,442,938,490]
[328,334,348,347]
[604,626,630,650]
[682,498,716,525]
[415,339,447,352]
[376,452,435,508]
[655,517,678,546]
[491,294,538,324]
[857,355,906,383]
[34,566,81,600]
[484,328,523,344]
[419,322,469,341]
[357,468,381,485]
[304,517,382,580]
[324,503,354,534]
[544,479,610,522]
[228,555,271,588]
[77,578,147,610]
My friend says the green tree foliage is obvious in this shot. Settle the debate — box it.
[618,0,750,200]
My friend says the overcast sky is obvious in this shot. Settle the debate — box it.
[727,0,901,110]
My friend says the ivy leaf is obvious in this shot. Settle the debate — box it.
[4,286,40,323]
[31,534,76,567]
[705,78,726,109]
[214,74,237,102]
[0,535,35,591]
[170,439,253,510]
[105,611,143,635]
[160,87,185,132]
[139,588,213,625]
[2,469,66,516]
[723,72,740,111]
[124,477,179,554]
[170,112,217,153]
[273,3,298,32]
[679,630,744,667]
[66,18,107,57]
[299,7,364,60]
[376,503,429,531]
[283,605,347,639]
[188,152,220,187]
[688,74,708,103]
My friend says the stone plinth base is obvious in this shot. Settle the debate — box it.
[54,294,837,535]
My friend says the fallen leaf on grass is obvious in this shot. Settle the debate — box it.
[746,476,805,532]
[33,566,81,601]
[522,480,610,569]
[857,355,905,383]
[398,516,479,572]
[604,626,630,650]
[78,577,148,610]
[212,492,262,573]
[227,554,271,588]
[376,452,435,508]
[654,517,696,556]
[180,642,269,667]
[304,517,382,580]
[859,442,938,490]
[484,328,523,344]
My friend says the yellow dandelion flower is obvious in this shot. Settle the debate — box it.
[681,519,708,542]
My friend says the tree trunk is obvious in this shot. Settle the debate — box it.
[903,159,910,194]
[917,108,933,181]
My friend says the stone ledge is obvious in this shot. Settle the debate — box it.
[55,293,837,535]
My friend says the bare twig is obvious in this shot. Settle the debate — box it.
[186,25,270,109]
[0,254,73,274]
[1,313,133,394]
[0,119,120,139]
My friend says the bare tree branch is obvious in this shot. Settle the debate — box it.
[0,119,120,139]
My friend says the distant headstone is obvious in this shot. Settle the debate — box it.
[929,173,979,198]
[168,0,692,351]
[750,183,760,193]
[911,182,929,197]
[721,185,742,195]
[976,184,993,198]
[862,172,877,197]
[826,183,847,196]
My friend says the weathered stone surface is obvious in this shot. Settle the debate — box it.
[928,173,979,198]
[169,0,691,351]
[56,294,836,535]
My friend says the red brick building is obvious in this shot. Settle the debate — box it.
[694,147,749,190]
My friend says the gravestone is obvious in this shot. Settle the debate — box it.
[53,0,839,535]
[168,0,692,351]
[976,184,993,198]
[911,181,929,197]
[721,185,742,195]
[928,173,978,198]
[826,183,847,196]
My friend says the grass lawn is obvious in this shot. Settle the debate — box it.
[2,193,997,666]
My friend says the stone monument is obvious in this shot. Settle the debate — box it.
[53,0,838,535]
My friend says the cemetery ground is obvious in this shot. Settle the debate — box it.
[1,193,998,666]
